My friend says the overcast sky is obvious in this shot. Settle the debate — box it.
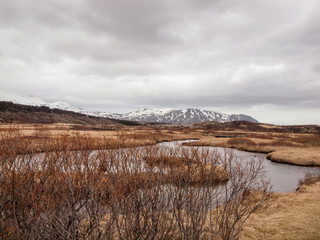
[0,0,320,124]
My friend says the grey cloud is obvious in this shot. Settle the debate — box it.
[0,0,320,124]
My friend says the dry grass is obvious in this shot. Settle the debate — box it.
[184,131,320,166]
[0,129,269,239]
[184,136,278,154]
[298,172,320,187]
[184,136,229,147]
[173,164,229,185]
[1,122,319,239]
[143,156,229,185]
[257,124,283,129]
[267,147,320,167]
[227,137,257,147]
[143,155,197,168]
[292,135,320,146]
[240,181,320,240]
[0,123,202,153]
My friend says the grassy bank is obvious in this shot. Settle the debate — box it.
[240,178,320,240]
[184,132,320,167]
[266,147,320,166]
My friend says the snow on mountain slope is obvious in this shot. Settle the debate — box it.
[0,90,47,106]
[47,101,83,112]
[0,90,82,112]
[0,90,258,124]
[101,108,259,124]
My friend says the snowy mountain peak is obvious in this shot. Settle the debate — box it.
[48,101,83,112]
[0,91,258,124]
[102,108,258,124]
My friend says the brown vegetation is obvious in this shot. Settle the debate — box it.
[1,119,320,239]
[298,172,320,187]
[195,121,320,134]
[266,147,320,166]
[185,130,320,167]
[0,127,270,240]
[0,101,123,126]
[240,175,320,240]
[227,138,257,147]
[143,155,198,168]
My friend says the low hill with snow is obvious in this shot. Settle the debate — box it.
[0,90,258,124]
[0,90,82,112]
[101,108,258,124]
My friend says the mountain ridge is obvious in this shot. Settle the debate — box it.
[0,90,83,112]
[0,101,125,126]
[101,108,258,124]
[0,90,258,124]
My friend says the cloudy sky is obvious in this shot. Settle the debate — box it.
[0,0,320,124]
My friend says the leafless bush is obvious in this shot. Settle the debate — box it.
[293,135,320,147]
[227,138,257,147]
[0,131,270,239]
[298,172,320,187]
[213,151,271,240]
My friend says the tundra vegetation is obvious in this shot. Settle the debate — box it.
[185,122,320,167]
[0,125,270,240]
[240,177,320,240]
[1,122,320,239]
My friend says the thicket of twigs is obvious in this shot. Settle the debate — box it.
[0,129,270,240]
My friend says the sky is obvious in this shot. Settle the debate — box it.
[0,0,320,125]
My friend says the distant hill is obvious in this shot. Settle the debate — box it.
[101,108,259,124]
[0,90,83,112]
[0,90,258,124]
[0,101,137,126]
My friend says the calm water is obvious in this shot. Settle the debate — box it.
[220,148,320,192]
[159,141,320,193]
[29,140,320,193]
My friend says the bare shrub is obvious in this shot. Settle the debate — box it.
[212,151,271,240]
[268,139,297,147]
[247,134,273,140]
[227,138,257,147]
[293,135,320,147]
[0,131,270,240]
[143,155,197,168]
[298,172,320,187]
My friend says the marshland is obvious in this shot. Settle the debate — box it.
[2,0,320,239]
[1,122,319,239]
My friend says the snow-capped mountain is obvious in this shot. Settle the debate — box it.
[0,90,258,124]
[102,108,258,124]
[46,101,83,112]
[0,90,47,106]
[0,90,83,112]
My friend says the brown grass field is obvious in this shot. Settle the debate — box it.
[1,122,320,239]
[240,181,320,240]
[184,129,320,167]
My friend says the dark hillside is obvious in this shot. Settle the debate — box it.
[0,101,138,126]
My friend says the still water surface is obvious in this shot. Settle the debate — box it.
[159,141,320,193]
